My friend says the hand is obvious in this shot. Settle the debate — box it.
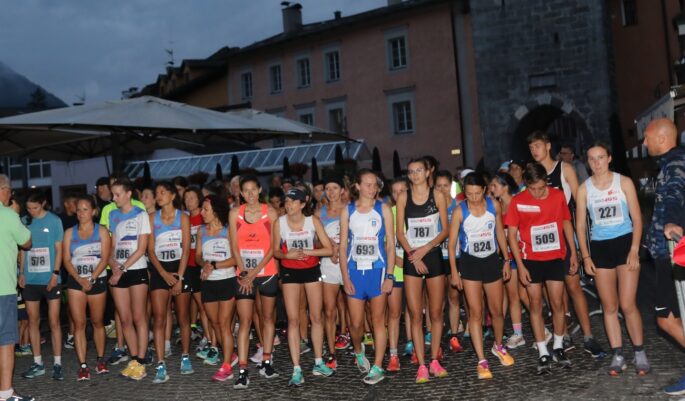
[626,249,640,271]
[18,274,25,289]
[381,278,393,294]
[238,274,254,295]
[568,252,578,275]
[343,278,355,296]
[286,249,306,260]
[109,269,122,286]
[518,265,531,286]
[201,263,213,281]
[163,272,179,287]
[330,245,340,264]
[583,257,596,276]
[408,245,430,263]
[413,260,429,275]
[665,223,684,240]
[171,280,182,296]
[80,277,93,292]
[450,273,463,291]
[46,274,58,291]
[502,261,511,281]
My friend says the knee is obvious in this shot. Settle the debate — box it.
[72,317,87,331]
[603,302,619,316]
[288,317,300,329]
[469,309,483,324]
[529,298,543,314]
[348,320,364,332]
[91,318,104,329]
[309,311,322,326]
[388,307,401,321]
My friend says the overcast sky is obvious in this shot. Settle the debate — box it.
[0,0,387,105]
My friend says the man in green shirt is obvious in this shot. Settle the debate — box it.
[0,174,33,401]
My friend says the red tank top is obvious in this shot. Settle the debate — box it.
[187,212,203,267]
[236,204,277,277]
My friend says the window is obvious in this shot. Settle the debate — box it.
[621,0,637,26]
[240,71,253,100]
[299,113,314,126]
[387,36,407,70]
[7,158,51,180]
[392,101,413,135]
[386,88,415,136]
[324,50,340,82]
[328,108,345,134]
[296,58,311,88]
[269,64,282,94]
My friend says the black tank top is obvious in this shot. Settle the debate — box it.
[405,188,441,256]
[546,161,575,210]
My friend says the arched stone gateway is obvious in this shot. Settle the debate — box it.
[506,94,594,161]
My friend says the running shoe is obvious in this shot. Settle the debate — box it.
[363,365,385,385]
[633,351,651,376]
[491,344,514,366]
[20,363,43,379]
[563,335,575,352]
[96,359,109,374]
[537,355,552,375]
[73,365,88,382]
[64,335,75,349]
[477,361,492,380]
[233,368,249,389]
[196,342,210,359]
[250,346,263,364]
[204,347,219,366]
[211,363,234,382]
[300,339,311,354]
[607,354,626,376]
[108,347,129,365]
[105,322,117,339]
[120,360,137,378]
[313,361,334,377]
[195,338,209,354]
[552,348,572,369]
[386,355,400,372]
[335,334,350,350]
[449,336,463,353]
[52,364,64,381]
[143,347,154,365]
[410,351,418,365]
[180,355,194,375]
[1,393,35,401]
[403,340,414,357]
[152,362,169,384]
[664,373,685,396]
[325,354,337,370]
[191,326,203,342]
[363,333,374,347]
[288,367,304,387]
[415,364,429,384]
[355,350,370,374]
[506,334,525,349]
[230,352,239,367]
[128,361,147,381]
[424,332,432,345]
[583,338,606,359]
[429,359,447,378]
[259,359,279,379]
[14,344,31,357]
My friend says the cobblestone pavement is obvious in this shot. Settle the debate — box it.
[11,262,685,401]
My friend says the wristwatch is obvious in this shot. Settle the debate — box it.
[89,278,97,285]
[385,274,395,281]
[240,271,248,279]
[52,270,60,276]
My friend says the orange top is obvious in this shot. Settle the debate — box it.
[236,204,277,277]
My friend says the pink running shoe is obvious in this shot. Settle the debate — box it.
[211,363,234,382]
[429,359,448,378]
[231,353,239,367]
[415,365,429,384]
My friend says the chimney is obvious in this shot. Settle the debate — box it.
[334,10,341,20]
[281,2,302,33]
[388,0,402,6]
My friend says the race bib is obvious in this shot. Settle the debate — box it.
[592,200,624,227]
[441,239,460,259]
[407,214,439,248]
[190,226,199,250]
[241,249,265,273]
[286,230,314,251]
[530,223,560,253]
[352,236,379,270]
[115,240,136,263]
[27,247,50,273]
[203,238,231,262]
[155,230,182,262]
[73,255,98,277]
[468,230,496,258]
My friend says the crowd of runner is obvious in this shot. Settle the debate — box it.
[3,129,658,396]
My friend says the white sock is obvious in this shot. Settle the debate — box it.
[54,356,62,365]
[314,357,323,365]
[537,341,549,357]
[34,355,43,365]
[165,340,171,351]
[0,388,13,399]
[553,334,564,350]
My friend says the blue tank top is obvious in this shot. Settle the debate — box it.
[346,200,387,271]
[70,224,105,278]
[199,225,234,280]
[153,209,183,262]
[458,197,498,258]
[585,173,633,241]
[441,198,459,259]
